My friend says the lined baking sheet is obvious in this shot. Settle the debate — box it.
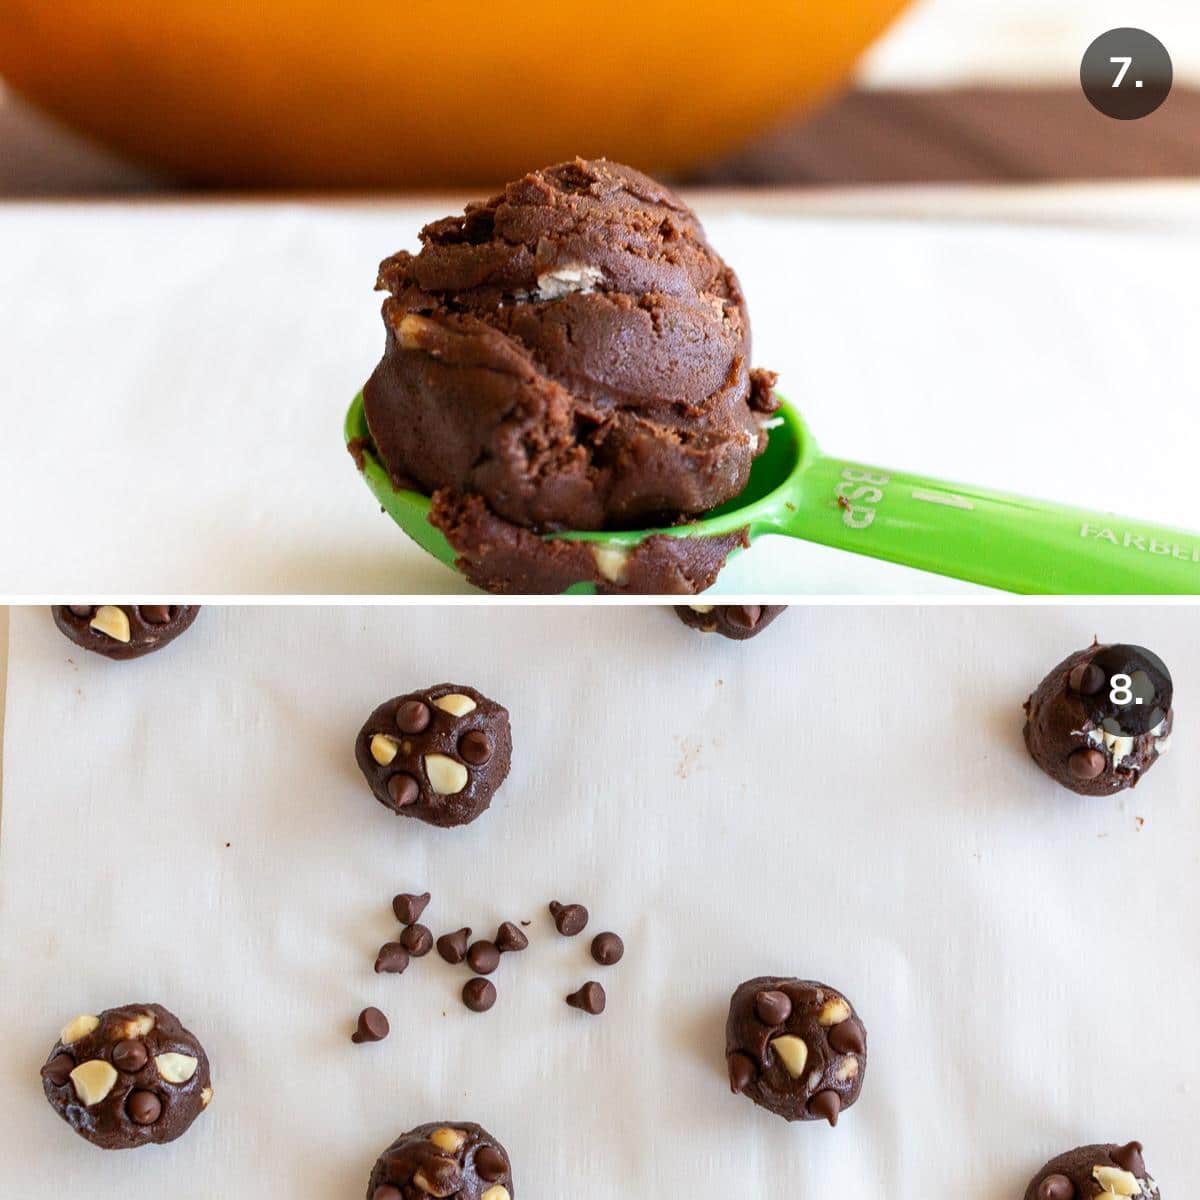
[0,604,1195,1198]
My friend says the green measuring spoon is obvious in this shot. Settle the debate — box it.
[345,392,1200,594]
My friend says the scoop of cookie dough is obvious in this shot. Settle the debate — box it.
[41,1003,212,1150]
[675,604,786,640]
[1024,643,1173,796]
[1023,1142,1160,1199]
[355,684,512,827]
[363,157,777,541]
[367,1121,514,1200]
[725,976,866,1124]
[51,606,200,661]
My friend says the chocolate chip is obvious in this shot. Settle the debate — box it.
[458,730,493,765]
[139,605,172,625]
[400,924,433,957]
[67,605,93,617]
[467,940,500,975]
[1112,1143,1146,1177]
[754,989,792,1025]
[436,927,472,965]
[387,773,419,808]
[418,1156,463,1194]
[111,1039,148,1073]
[41,1054,74,1086]
[351,1007,389,1043]
[375,942,410,974]
[807,1089,841,1126]
[566,981,606,1014]
[727,1052,755,1093]
[126,1089,162,1125]
[1068,662,1106,695]
[462,978,496,1012]
[590,931,624,965]
[1037,1175,1075,1200]
[473,1146,508,1182]
[495,921,528,953]
[373,1188,403,1200]
[392,891,430,925]
[549,900,588,936]
[828,1018,866,1055]
[395,700,431,733]
[1067,747,1107,780]
[726,604,762,629]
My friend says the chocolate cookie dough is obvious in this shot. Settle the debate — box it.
[1024,643,1173,796]
[41,1004,212,1150]
[726,977,866,1125]
[356,685,512,827]
[675,604,786,640]
[51,606,200,661]
[1024,1142,1160,1199]
[367,1122,513,1200]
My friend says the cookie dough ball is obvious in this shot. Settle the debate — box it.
[725,977,866,1124]
[51,606,200,661]
[41,1003,212,1150]
[1024,1142,1160,1199]
[356,684,512,827]
[675,604,785,640]
[367,1122,514,1200]
[1024,642,1173,796]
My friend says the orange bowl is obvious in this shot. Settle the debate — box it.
[0,1,909,187]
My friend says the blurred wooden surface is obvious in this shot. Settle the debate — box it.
[688,87,1200,184]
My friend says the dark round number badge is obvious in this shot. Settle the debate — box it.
[1068,644,1172,738]
[1081,28,1172,120]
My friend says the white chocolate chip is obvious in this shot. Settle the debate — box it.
[90,605,131,643]
[818,998,851,1027]
[200,1086,213,1107]
[370,734,399,766]
[770,1035,808,1078]
[397,313,436,350]
[482,1189,511,1200]
[70,1060,118,1105]
[429,1127,467,1153]
[591,544,629,585]
[688,604,715,613]
[413,1167,459,1197]
[60,1014,100,1044]
[1093,1166,1142,1196]
[536,263,604,299]
[433,694,476,717]
[835,1055,860,1082]
[154,1053,199,1083]
[425,754,468,795]
[118,1013,156,1039]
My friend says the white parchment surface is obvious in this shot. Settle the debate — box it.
[0,604,1196,1197]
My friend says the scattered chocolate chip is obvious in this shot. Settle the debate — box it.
[1068,662,1106,695]
[590,931,624,965]
[1067,747,1107,780]
[352,1007,390,1043]
[399,924,433,957]
[467,940,500,975]
[67,605,92,617]
[392,891,431,925]
[375,942,410,975]
[473,1146,508,1182]
[807,1089,841,1126]
[387,773,420,808]
[462,978,497,1012]
[726,605,762,630]
[458,729,494,765]
[111,1039,148,1073]
[436,927,472,965]
[549,900,589,936]
[754,989,792,1025]
[828,1018,866,1055]
[41,1054,74,1086]
[495,921,529,953]
[1037,1175,1075,1200]
[395,699,431,734]
[126,1089,162,1125]
[1111,1142,1146,1177]
[727,1052,755,1093]
[140,605,172,624]
[566,981,606,1014]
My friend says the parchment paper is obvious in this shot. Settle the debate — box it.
[0,604,1196,1197]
